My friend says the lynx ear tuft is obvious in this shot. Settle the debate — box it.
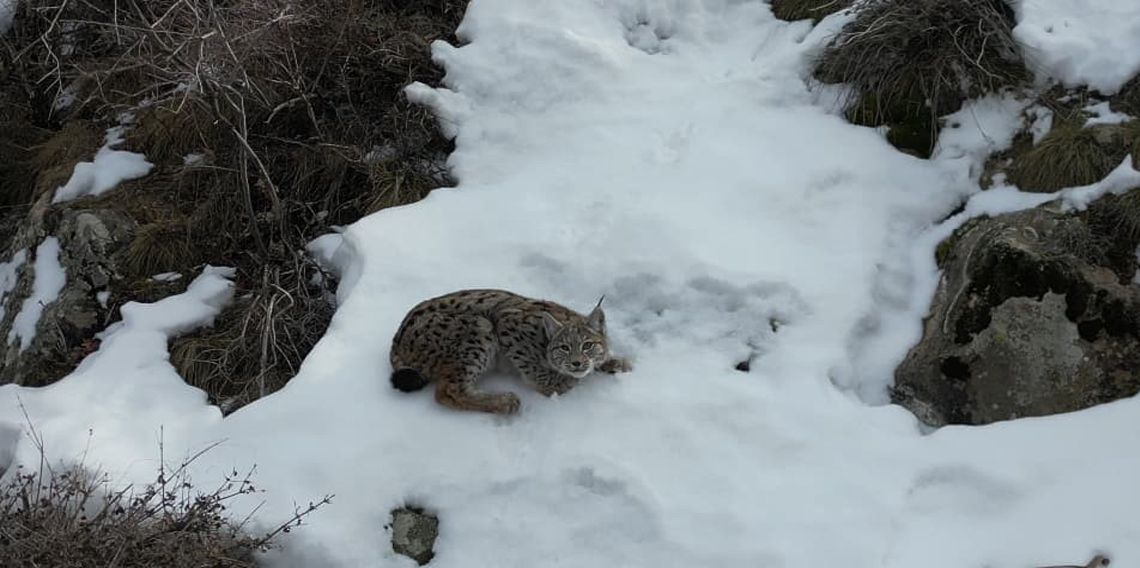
[586,299,605,332]
[541,311,563,337]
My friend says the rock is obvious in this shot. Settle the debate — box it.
[0,204,135,386]
[893,205,1140,426]
[389,507,439,565]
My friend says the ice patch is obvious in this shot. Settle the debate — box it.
[52,126,153,203]
[96,290,110,308]
[7,238,66,351]
[1014,0,1140,94]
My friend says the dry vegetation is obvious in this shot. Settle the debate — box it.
[1,424,331,568]
[0,0,467,410]
[814,0,1028,156]
[768,0,852,22]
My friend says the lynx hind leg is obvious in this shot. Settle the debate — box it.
[427,315,520,415]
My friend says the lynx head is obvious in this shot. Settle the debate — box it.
[543,297,608,378]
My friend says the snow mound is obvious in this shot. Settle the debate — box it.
[52,126,153,204]
[1014,0,1140,94]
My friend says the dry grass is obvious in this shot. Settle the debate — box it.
[1,0,467,402]
[121,219,197,277]
[170,256,336,414]
[1,426,331,568]
[1005,121,1139,193]
[815,0,1028,152]
[770,0,853,22]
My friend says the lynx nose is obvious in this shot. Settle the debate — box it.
[569,360,585,371]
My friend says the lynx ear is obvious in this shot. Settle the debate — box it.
[586,296,605,332]
[541,311,563,338]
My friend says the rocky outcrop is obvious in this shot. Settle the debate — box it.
[893,204,1140,426]
[0,191,136,386]
[389,507,439,565]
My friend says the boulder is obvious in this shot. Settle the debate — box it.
[893,204,1140,426]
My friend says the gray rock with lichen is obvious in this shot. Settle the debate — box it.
[893,204,1140,426]
[0,200,135,386]
[389,507,439,565]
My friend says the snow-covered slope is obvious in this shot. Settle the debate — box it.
[2,2,1139,568]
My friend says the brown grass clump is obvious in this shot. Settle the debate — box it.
[1,0,468,400]
[1,434,331,568]
[815,0,1028,156]
[1005,121,1139,193]
[121,219,196,277]
[170,257,336,414]
[770,0,853,22]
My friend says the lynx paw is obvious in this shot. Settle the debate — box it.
[599,357,633,374]
[494,392,522,415]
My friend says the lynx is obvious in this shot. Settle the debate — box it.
[389,289,632,415]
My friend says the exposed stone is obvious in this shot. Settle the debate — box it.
[893,204,1140,426]
[0,205,135,386]
[389,507,439,566]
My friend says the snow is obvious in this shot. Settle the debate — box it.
[1027,104,1054,143]
[7,238,65,351]
[0,249,28,322]
[1,2,1139,568]
[932,93,1027,181]
[151,272,183,282]
[1083,100,1133,126]
[0,0,15,37]
[1014,0,1140,95]
[52,126,153,204]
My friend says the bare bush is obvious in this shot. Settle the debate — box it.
[1,425,332,568]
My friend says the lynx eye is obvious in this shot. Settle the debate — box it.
[581,341,595,350]
[555,345,570,353]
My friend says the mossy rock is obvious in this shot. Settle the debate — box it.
[769,0,852,22]
[935,216,989,267]
[886,120,938,158]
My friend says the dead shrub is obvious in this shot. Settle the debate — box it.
[0,435,331,568]
[815,0,1028,155]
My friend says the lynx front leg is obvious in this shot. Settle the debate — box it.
[435,377,521,415]
[517,364,579,397]
[598,356,632,374]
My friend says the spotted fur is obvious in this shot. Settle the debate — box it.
[389,289,632,414]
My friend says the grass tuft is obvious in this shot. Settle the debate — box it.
[815,0,1028,155]
[769,0,853,22]
[1006,121,1139,193]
